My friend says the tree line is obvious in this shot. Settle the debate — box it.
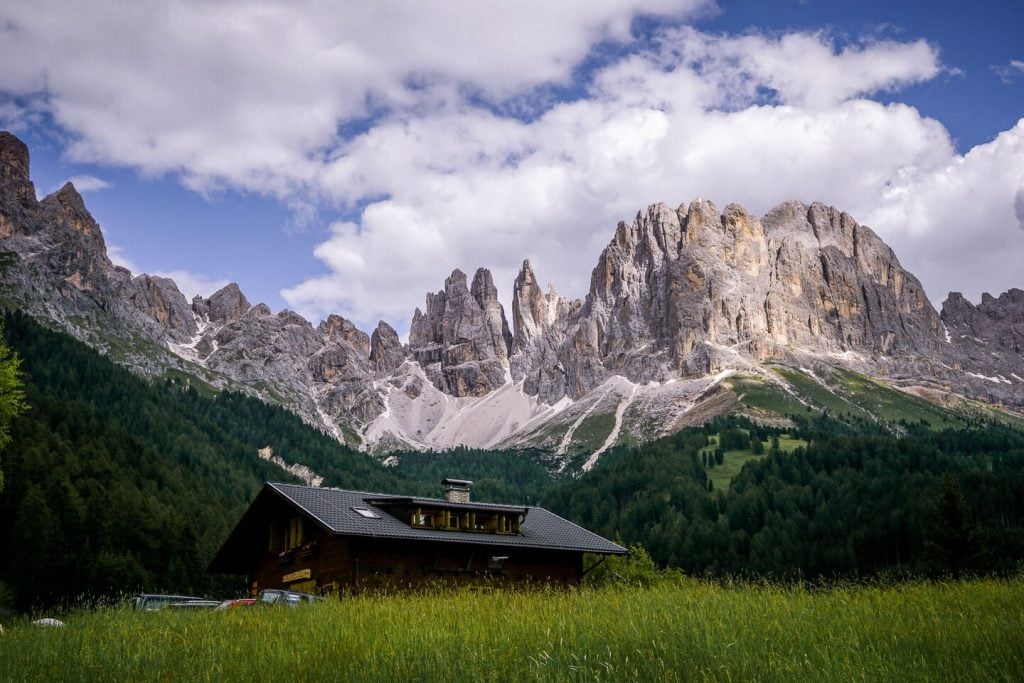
[546,415,1024,579]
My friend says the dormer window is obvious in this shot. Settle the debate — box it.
[405,505,523,534]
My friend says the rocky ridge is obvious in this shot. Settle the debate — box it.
[0,130,1021,459]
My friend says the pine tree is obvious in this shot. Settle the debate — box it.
[0,323,25,494]
[924,474,989,577]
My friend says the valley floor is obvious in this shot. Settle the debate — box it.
[2,579,1021,681]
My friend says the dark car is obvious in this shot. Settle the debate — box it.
[255,589,324,607]
[133,594,208,611]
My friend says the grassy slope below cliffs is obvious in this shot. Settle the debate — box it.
[725,364,1024,431]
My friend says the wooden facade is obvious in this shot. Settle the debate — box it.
[256,535,584,596]
[210,481,625,596]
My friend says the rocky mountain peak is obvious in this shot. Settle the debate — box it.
[0,132,35,223]
[512,259,556,351]
[123,274,197,341]
[445,268,468,294]
[408,266,512,397]
[42,182,107,247]
[681,197,719,244]
[196,283,251,324]
[320,314,371,356]
[471,267,513,361]
[370,321,405,374]
[980,288,1024,321]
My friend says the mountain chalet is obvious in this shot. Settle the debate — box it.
[209,479,627,596]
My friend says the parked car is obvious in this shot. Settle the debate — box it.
[215,598,256,610]
[255,589,324,607]
[133,594,208,611]
[168,600,221,610]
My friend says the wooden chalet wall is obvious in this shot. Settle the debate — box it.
[253,532,584,596]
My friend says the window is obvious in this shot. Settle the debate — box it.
[285,517,304,549]
[352,506,380,519]
[405,506,524,535]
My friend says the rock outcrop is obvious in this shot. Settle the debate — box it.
[121,274,198,341]
[0,132,37,238]
[370,321,405,375]
[408,268,512,396]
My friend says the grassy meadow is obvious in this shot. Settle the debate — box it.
[702,432,806,490]
[1,579,1022,681]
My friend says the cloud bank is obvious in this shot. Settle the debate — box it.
[1,1,1022,331]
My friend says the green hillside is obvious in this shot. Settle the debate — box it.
[548,415,1024,577]
[0,311,415,609]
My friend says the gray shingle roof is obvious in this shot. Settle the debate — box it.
[268,482,627,555]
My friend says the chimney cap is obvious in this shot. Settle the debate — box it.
[442,478,473,488]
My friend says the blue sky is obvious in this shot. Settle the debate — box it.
[1,1,1022,334]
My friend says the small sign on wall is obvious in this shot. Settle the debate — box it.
[282,568,311,583]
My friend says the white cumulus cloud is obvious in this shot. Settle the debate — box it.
[0,0,711,199]
[2,2,1022,331]
[61,174,112,193]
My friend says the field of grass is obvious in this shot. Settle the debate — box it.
[703,433,807,491]
[2,580,1021,681]
[831,369,967,428]
[773,367,861,417]
[733,367,972,430]
[730,376,809,416]
[569,411,617,452]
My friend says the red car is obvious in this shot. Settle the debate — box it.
[215,598,256,610]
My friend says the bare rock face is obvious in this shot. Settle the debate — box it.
[196,283,251,325]
[319,314,371,356]
[370,321,405,375]
[940,289,1024,403]
[511,260,566,351]
[510,198,950,403]
[509,259,582,398]
[945,289,1024,350]
[120,274,198,342]
[408,267,512,396]
[0,132,37,238]
[762,201,941,357]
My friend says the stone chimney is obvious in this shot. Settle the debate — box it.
[442,478,472,504]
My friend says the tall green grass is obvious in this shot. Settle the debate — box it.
[1,579,1021,681]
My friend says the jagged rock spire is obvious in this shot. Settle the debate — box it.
[407,266,512,396]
